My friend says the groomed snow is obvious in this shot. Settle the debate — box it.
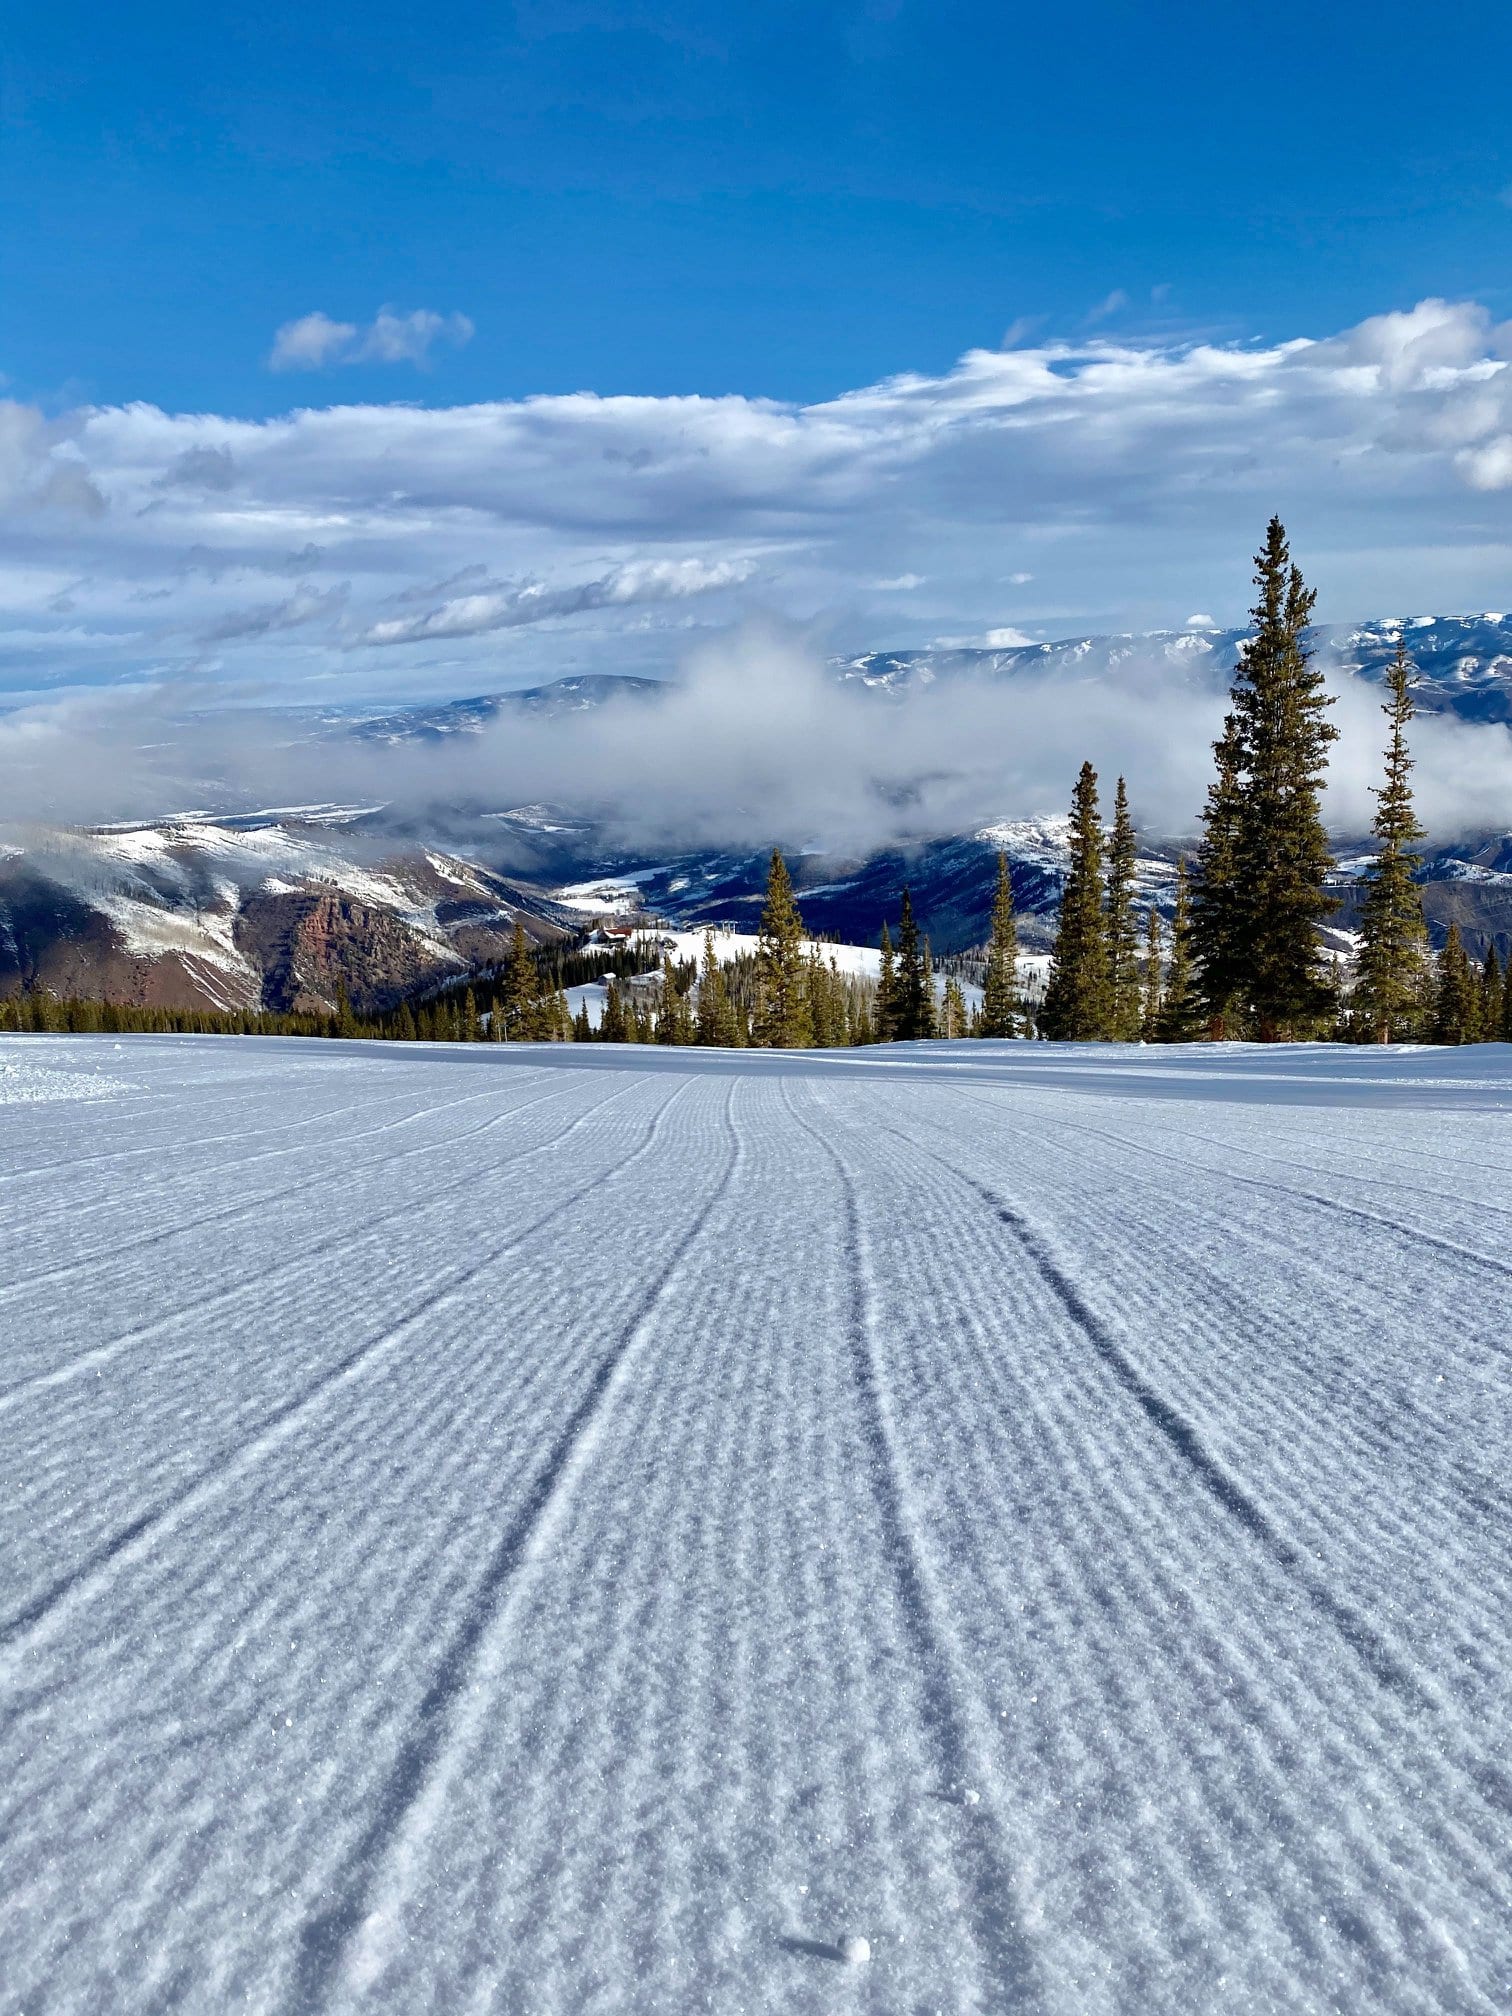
[3,1035,1511,2013]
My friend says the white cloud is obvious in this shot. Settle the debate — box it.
[361,558,752,645]
[268,307,473,372]
[268,312,359,371]
[1185,612,1219,630]
[1086,289,1130,324]
[7,296,1512,708]
[980,626,1036,647]
[358,309,475,367]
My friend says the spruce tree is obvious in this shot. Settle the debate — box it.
[1216,518,1338,1038]
[503,918,539,1039]
[893,887,933,1040]
[875,923,897,1042]
[695,930,736,1046]
[1191,718,1248,1036]
[1040,762,1110,1040]
[1477,945,1503,1044]
[1432,925,1476,1044]
[1354,639,1430,1042]
[1503,953,1512,1044]
[1156,860,1201,1040]
[941,975,968,1039]
[1140,906,1163,1039]
[979,851,1019,1038]
[600,977,628,1044]
[1104,776,1142,1040]
[753,847,812,1047]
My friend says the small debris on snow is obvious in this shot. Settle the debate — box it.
[838,1935,871,1966]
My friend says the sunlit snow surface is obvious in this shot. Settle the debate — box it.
[3,1035,1511,2015]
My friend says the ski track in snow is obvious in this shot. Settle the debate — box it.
[2,1035,1511,2015]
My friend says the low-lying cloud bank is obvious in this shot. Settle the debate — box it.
[3,298,1512,707]
[1,630,1507,858]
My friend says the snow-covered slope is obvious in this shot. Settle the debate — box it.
[835,612,1512,724]
[0,811,569,1013]
[3,1035,1511,2012]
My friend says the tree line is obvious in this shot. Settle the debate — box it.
[3,517,1507,1051]
[1039,516,1511,1046]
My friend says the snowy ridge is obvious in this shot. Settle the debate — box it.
[3,1036,1511,2011]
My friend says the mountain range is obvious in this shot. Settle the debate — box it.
[3,616,1509,1012]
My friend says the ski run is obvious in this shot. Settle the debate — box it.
[3,1032,1511,2015]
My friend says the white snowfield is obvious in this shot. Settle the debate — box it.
[2,1036,1511,2015]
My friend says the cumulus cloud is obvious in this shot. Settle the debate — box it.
[6,296,1512,710]
[268,307,473,372]
[268,312,359,371]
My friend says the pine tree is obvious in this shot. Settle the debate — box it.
[875,923,897,1041]
[573,999,592,1042]
[1105,777,1142,1040]
[600,977,628,1044]
[753,848,812,1047]
[1140,906,1163,1039]
[503,918,539,1039]
[1476,944,1503,1044]
[1503,953,1512,1044]
[1432,925,1476,1044]
[979,851,1019,1038]
[695,931,737,1046]
[1354,639,1430,1043]
[1191,718,1248,1037]
[1040,762,1110,1040]
[1218,518,1339,1038]
[893,887,933,1040]
[1156,861,1201,1040]
[459,985,478,1041]
[940,975,968,1039]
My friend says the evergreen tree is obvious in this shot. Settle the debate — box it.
[1477,944,1503,1044]
[1140,906,1163,1039]
[1354,639,1430,1042]
[335,981,358,1040]
[695,930,739,1046]
[459,985,478,1041]
[600,977,629,1044]
[979,851,1019,1038]
[1211,518,1338,1038]
[1040,762,1110,1040]
[503,918,539,1039]
[655,955,682,1044]
[573,999,592,1042]
[875,923,897,1041]
[893,887,933,1040]
[940,975,968,1039]
[1503,954,1512,1044]
[1432,925,1476,1044]
[1190,718,1248,1036]
[1157,860,1201,1041]
[753,848,812,1047]
[1104,776,1142,1040]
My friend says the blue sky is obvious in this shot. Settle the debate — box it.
[7,0,1512,413]
[3,1,1512,705]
